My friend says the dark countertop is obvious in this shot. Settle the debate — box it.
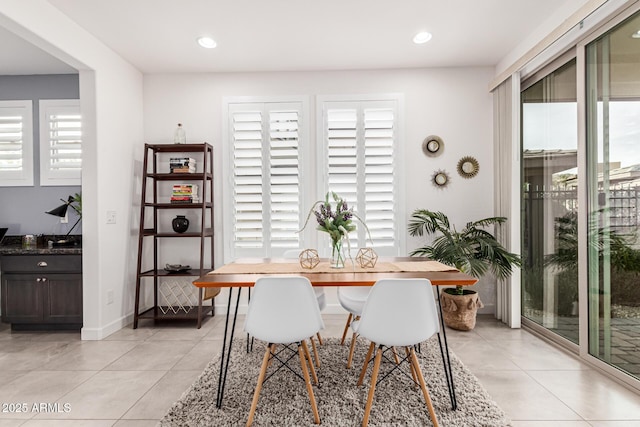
[0,235,82,255]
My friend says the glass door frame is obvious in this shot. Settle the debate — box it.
[517,3,640,392]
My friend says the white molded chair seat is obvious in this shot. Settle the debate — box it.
[353,278,440,427]
[244,276,324,426]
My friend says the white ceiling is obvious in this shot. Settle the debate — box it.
[2,0,582,75]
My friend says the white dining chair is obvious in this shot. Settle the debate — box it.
[352,278,440,427]
[283,249,326,361]
[337,285,371,368]
[244,276,324,426]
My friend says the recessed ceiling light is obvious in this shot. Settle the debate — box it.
[632,30,640,39]
[197,36,217,49]
[413,31,432,44]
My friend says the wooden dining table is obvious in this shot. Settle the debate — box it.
[193,256,477,411]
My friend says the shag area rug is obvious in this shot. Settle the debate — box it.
[161,337,511,426]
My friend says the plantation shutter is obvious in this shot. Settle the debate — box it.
[324,100,398,253]
[0,100,34,186]
[39,99,82,186]
[363,107,395,248]
[229,102,303,257]
[269,109,301,248]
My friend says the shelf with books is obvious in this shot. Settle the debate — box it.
[134,143,219,329]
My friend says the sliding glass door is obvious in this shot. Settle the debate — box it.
[521,59,579,343]
[586,11,640,378]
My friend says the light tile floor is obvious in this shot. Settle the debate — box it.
[0,314,639,426]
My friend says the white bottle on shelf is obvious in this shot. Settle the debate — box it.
[173,123,186,144]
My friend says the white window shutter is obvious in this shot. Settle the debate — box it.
[229,102,303,257]
[39,99,82,186]
[269,109,301,248]
[0,100,34,187]
[231,108,264,250]
[324,100,398,253]
[364,107,395,248]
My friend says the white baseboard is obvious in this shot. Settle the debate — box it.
[81,312,134,340]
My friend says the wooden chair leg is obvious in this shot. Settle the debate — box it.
[301,340,319,385]
[357,341,376,386]
[298,344,321,424]
[340,313,353,345]
[267,343,277,368]
[409,348,439,427]
[362,346,383,427]
[392,347,400,365]
[246,344,273,427]
[316,332,323,345]
[347,331,358,368]
[405,347,418,386]
[310,336,321,368]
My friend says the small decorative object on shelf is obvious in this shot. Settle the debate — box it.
[356,247,378,268]
[172,215,189,233]
[299,249,320,269]
[164,263,191,273]
[170,157,196,174]
[173,123,186,144]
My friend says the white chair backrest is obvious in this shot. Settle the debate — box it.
[245,276,324,344]
[356,278,440,347]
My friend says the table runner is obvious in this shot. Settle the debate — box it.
[207,260,457,275]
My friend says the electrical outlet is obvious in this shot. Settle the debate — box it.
[106,210,116,224]
[106,289,114,305]
[60,212,68,224]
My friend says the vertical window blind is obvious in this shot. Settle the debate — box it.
[39,99,82,186]
[229,102,303,256]
[324,101,397,251]
[0,100,33,186]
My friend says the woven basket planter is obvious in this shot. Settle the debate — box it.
[440,290,484,331]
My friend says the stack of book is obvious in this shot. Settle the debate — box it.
[170,157,196,173]
[171,184,199,204]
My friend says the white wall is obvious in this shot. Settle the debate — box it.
[0,0,144,339]
[144,67,499,314]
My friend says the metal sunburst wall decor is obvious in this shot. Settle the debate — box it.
[457,156,480,179]
[431,169,450,189]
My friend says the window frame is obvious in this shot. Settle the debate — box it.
[0,100,34,187]
[38,99,82,186]
[222,96,311,262]
[316,94,405,256]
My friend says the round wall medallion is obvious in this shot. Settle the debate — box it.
[431,169,450,188]
[457,156,479,179]
[422,135,444,157]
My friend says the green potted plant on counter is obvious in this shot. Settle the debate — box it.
[408,210,521,330]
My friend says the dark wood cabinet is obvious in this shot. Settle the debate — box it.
[133,143,219,329]
[1,254,82,330]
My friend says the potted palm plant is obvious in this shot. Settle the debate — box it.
[408,210,521,330]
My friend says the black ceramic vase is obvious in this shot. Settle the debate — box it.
[172,215,189,233]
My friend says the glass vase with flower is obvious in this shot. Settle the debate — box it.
[300,192,370,268]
